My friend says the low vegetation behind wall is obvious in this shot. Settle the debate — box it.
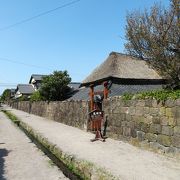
[10,98,180,156]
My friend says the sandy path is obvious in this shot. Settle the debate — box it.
[0,111,69,180]
[3,105,180,180]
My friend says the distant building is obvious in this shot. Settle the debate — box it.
[29,73,80,100]
[29,74,46,90]
[10,88,16,99]
[15,84,35,99]
[69,52,167,100]
[66,82,81,98]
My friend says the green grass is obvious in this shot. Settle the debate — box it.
[2,110,20,125]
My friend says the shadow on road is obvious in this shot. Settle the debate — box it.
[0,148,9,180]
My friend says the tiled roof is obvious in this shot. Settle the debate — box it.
[16,84,35,94]
[68,82,81,90]
[68,85,103,101]
[29,74,46,83]
[109,84,162,97]
[68,83,163,101]
[10,89,16,93]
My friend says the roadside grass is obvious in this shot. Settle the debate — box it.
[47,159,56,167]
[2,110,20,125]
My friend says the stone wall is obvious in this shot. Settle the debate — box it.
[11,101,89,130]
[10,98,180,155]
[103,97,180,155]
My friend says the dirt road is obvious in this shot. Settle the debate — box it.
[0,111,69,180]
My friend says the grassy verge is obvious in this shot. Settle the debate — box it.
[2,110,20,125]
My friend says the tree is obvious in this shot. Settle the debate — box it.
[30,91,45,102]
[18,95,29,101]
[39,70,71,101]
[125,0,180,89]
[1,89,11,101]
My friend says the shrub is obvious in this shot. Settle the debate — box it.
[30,91,44,102]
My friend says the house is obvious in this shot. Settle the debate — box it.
[15,84,35,99]
[29,73,81,99]
[69,52,167,100]
[10,88,16,99]
[29,74,80,90]
[29,74,46,90]
[66,82,81,98]
[68,82,81,90]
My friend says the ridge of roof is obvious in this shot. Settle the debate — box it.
[31,74,46,76]
[17,84,34,86]
[109,51,143,60]
[69,82,81,84]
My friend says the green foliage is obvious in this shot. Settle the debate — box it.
[30,91,44,102]
[1,89,11,101]
[18,95,29,101]
[122,89,180,102]
[122,93,134,100]
[39,70,71,101]
[125,0,180,89]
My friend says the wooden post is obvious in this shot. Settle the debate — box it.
[90,84,94,111]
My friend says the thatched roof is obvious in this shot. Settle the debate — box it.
[82,52,164,86]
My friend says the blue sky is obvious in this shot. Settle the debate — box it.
[0,0,170,94]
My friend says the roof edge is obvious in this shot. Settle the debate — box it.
[80,77,168,87]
